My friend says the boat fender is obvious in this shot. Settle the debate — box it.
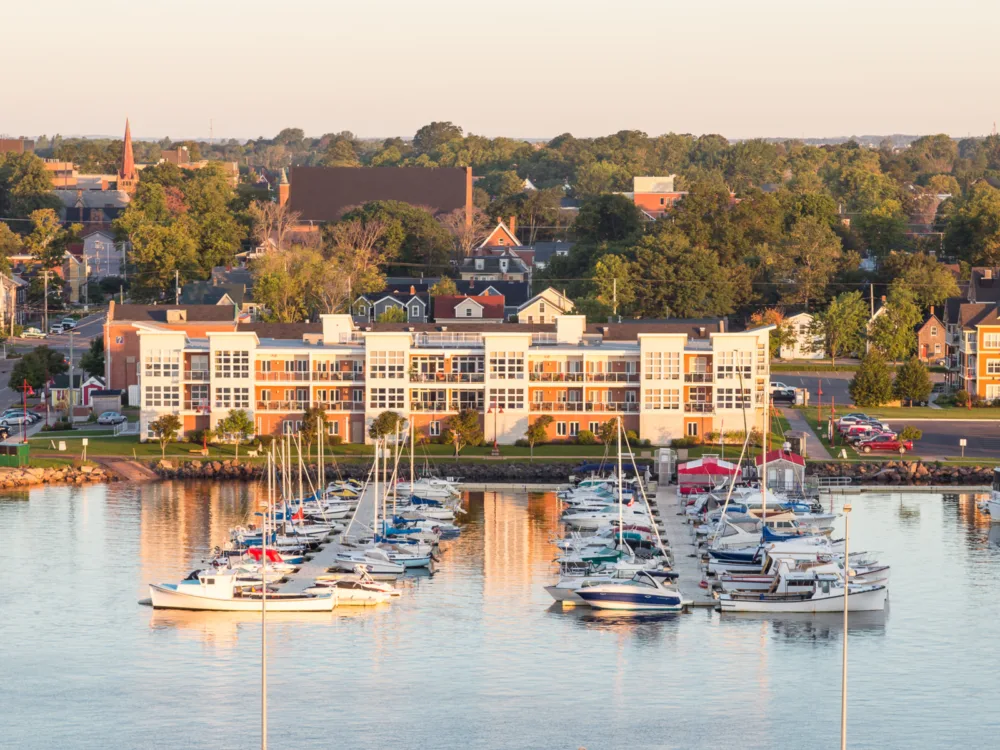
[699,580,709,589]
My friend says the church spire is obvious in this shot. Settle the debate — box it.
[118,118,138,194]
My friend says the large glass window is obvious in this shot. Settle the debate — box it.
[144,385,180,407]
[214,387,250,408]
[716,351,752,380]
[214,350,250,378]
[489,351,525,379]
[369,387,405,409]
[643,388,680,410]
[716,387,751,409]
[369,351,406,379]
[489,388,525,410]
[144,351,180,378]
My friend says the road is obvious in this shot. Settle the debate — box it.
[773,370,948,410]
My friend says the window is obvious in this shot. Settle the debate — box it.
[987,359,1000,375]
[644,388,680,410]
[144,385,180,407]
[475,258,484,270]
[214,387,250,409]
[643,352,680,379]
[931,326,938,337]
[327,421,340,436]
[625,390,637,404]
[716,387,751,409]
[985,333,1000,349]
[214,350,250,378]
[144,351,180,378]
[934,343,941,353]
[489,388,524,410]
[465,307,473,317]
[489,351,525,379]
[260,389,271,402]
[568,422,579,437]
[716,351,752,380]
[987,384,1000,399]
[282,421,296,434]
[589,421,600,433]
[451,390,484,411]
[369,387,405,410]
[285,359,308,372]
[353,388,364,403]
[534,390,544,403]
[259,360,272,373]
[687,422,699,437]
[369,351,406,379]
[410,304,420,318]
[429,421,441,437]
[557,422,567,436]
[539,302,546,313]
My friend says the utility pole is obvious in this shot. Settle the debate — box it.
[869,283,874,318]
[841,502,853,750]
[612,278,617,317]
[68,332,75,412]
[175,270,180,306]
[43,270,49,334]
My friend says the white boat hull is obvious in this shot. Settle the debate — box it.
[720,584,887,613]
[149,583,335,612]
[988,499,1000,522]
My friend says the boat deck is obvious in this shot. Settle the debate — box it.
[651,485,717,608]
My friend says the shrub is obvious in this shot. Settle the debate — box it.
[86,412,97,423]
[705,431,720,443]
[625,429,639,443]
[255,434,276,448]
[514,438,529,448]
[954,389,970,407]
[576,429,596,445]
[900,426,923,442]
[43,420,74,431]
[329,435,344,446]
[642,439,651,448]
[671,436,699,448]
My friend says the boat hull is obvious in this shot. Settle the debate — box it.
[148,584,335,612]
[576,590,685,611]
[988,499,1000,522]
[720,585,887,613]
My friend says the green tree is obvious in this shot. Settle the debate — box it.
[769,216,842,311]
[882,251,960,308]
[856,199,907,256]
[217,409,254,460]
[340,200,452,269]
[376,306,408,323]
[574,194,644,243]
[251,247,324,322]
[25,209,77,269]
[849,351,894,407]
[593,254,635,315]
[150,414,182,459]
[0,152,61,217]
[525,415,553,460]
[299,404,328,458]
[943,181,1000,264]
[869,287,922,363]
[369,410,406,441]
[447,408,482,456]
[10,346,68,391]
[631,231,735,318]
[429,277,458,296]
[598,419,618,445]
[79,337,105,378]
[900,425,923,442]
[893,356,933,405]
[413,122,463,152]
[749,308,796,359]
[0,222,22,272]
[127,218,201,301]
[478,170,524,201]
[812,291,868,364]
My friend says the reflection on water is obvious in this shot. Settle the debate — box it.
[0,484,997,749]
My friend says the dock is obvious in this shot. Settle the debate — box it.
[651,484,717,608]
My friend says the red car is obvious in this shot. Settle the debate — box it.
[855,433,913,454]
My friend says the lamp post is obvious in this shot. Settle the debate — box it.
[487,402,503,457]
[841,501,852,750]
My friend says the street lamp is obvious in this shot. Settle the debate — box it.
[487,402,503,457]
[841,501,853,750]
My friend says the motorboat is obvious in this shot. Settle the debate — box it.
[334,548,406,575]
[305,568,397,605]
[719,562,888,613]
[148,569,335,612]
[562,504,650,531]
[395,479,459,500]
[987,469,1000,522]
[718,556,891,593]
[574,570,690,611]
[545,562,677,604]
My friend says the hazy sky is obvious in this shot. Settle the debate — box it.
[4,0,997,141]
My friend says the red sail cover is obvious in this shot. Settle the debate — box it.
[247,548,283,563]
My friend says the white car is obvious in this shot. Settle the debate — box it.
[1,414,31,426]
[49,324,65,335]
[770,381,791,390]
[60,318,76,330]
[96,411,127,426]
[21,327,46,339]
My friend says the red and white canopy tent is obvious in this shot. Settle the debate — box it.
[677,456,740,493]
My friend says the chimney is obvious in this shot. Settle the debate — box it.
[986,269,993,280]
[881,295,886,303]
[508,215,517,236]
[410,285,416,294]
[930,305,935,316]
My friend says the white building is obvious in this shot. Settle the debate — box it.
[779,312,825,360]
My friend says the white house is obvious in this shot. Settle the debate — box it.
[779,312,825,360]
[82,229,126,279]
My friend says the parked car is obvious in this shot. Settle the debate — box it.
[96,411,127,426]
[60,317,76,329]
[848,429,896,445]
[21,327,46,339]
[48,324,65,335]
[771,389,796,404]
[2,410,39,425]
[1,413,30,427]
[841,424,878,441]
[856,434,913,453]
[770,381,791,391]
[837,414,871,430]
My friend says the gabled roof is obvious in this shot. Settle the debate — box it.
[109,303,237,323]
[970,267,1000,303]
[459,249,530,275]
[479,221,521,248]
[433,294,505,320]
[52,373,103,389]
[531,241,574,265]
[518,287,574,312]
[82,228,116,240]
[957,302,994,328]
[754,450,805,467]
[454,279,529,307]
[915,312,943,334]
[53,189,131,209]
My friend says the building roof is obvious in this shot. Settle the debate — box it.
[970,267,1000,303]
[957,302,995,328]
[754,449,805,467]
[109,303,237,323]
[433,294,505,320]
[238,321,322,338]
[454,279,529,307]
[90,389,122,397]
[52,373,101,389]
[211,266,253,288]
[366,321,556,334]
[458,250,530,275]
[120,119,137,183]
[586,318,725,340]
[915,312,943,334]
[179,281,243,306]
[531,241,574,265]
[81,228,116,240]
[53,189,131,209]
[288,166,470,222]
[943,296,963,326]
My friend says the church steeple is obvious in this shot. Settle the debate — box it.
[117,118,138,194]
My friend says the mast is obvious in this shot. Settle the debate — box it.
[317,415,324,498]
[761,362,769,517]
[617,416,623,551]
[297,432,303,506]
[409,419,415,492]
[392,421,400,516]
[372,438,379,543]
[261,448,271,750]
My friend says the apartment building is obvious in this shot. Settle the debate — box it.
[945,302,1000,399]
[132,314,771,445]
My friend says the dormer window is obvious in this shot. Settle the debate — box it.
[411,304,420,317]
[475,259,484,270]
[465,307,473,317]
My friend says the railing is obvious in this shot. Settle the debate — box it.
[183,370,209,381]
[684,403,714,413]
[412,332,484,348]
[256,400,363,411]
[585,402,639,413]
[256,371,311,381]
[183,401,210,411]
[529,372,584,382]
[410,372,485,383]
[314,401,364,411]
[531,333,558,345]
[530,401,585,412]
[684,373,714,383]
[588,372,640,382]
[336,333,366,345]
[410,402,455,412]
[313,370,365,381]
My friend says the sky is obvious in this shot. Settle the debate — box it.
[3,0,998,142]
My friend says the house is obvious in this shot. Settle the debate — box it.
[779,312,825,360]
[49,374,105,408]
[458,248,530,282]
[90,389,123,414]
[454,279,529,320]
[916,308,946,363]
[82,229,124,279]
[0,275,24,332]
[285,166,473,224]
[517,288,574,325]
[353,284,430,324]
[63,246,86,304]
[53,188,131,224]
[531,241,574,271]
[754,449,806,492]
[432,294,505,324]
[479,219,520,250]
[968,267,1000,303]
[630,175,687,219]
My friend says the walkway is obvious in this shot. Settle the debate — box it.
[781,407,833,460]
[651,484,715,607]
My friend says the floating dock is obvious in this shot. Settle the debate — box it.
[651,484,717,608]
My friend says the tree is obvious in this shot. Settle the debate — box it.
[0,222,22,273]
[339,200,451,269]
[299,405,327,457]
[769,216,842,310]
[318,217,393,313]
[900,425,923,442]
[477,171,524,201]
[376,306,407,323]
[127,218,201,302]
[217,409,254,460]
[849,351,894,407]
[79,337,105,379]
[251,247,325,321]
[812,291,868,365]
[438,207,491,259]
[574,194,644,243]
[893,356,933,405]
[447,409,482,456]
[598,419,618,445]
[856,199,907,256]
[149,414,182,459]
[413,122,463,152]
[0,152,61,218]
[593,254,635,316]
[525,415,553,460]
[630,231,735,318]
[429,277,458,296]
[369,410,406,441]
[943,181,1000,264]
[749,308,796,359]
[882,251,960,308]
[869,287,922,363]
[10,346,67,390]
[248,200,301,253]
[24,209,77,269]
[321,138,360,167]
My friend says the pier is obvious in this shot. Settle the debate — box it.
[652,484,717,608]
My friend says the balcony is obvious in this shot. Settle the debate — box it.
[183,401,210,411]
[313,370,365,381]
[410,372,485,383]
[587,372,640,383]
[529,372,584,382]
[530,401,585,412]
[412,332,484,348]
[184,370,210,381]
[531,333,558,346]
[410,402,455,412]
[256,371,312,382]
[684,403,714,413]
[585,402,639,413]
[315,401,364,411]
[684,372,714,383]
[256,400,363,411]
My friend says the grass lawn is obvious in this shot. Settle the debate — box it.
[772,362,948,374]
[792,404,1000,420]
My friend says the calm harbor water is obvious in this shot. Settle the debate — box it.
[1,481,998,749]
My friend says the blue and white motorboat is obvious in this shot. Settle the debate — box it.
[574,570,689,611]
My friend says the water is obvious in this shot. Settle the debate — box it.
[1,482,998,749]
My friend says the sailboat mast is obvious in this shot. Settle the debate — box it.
[392,421,400,515]
[373,438,379,540]
[410,419,415,489]
[761,364,769,517]
[317,415,324,497]
[617,416,623,549]
[297,433,303,506]
[262,448,270,750]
